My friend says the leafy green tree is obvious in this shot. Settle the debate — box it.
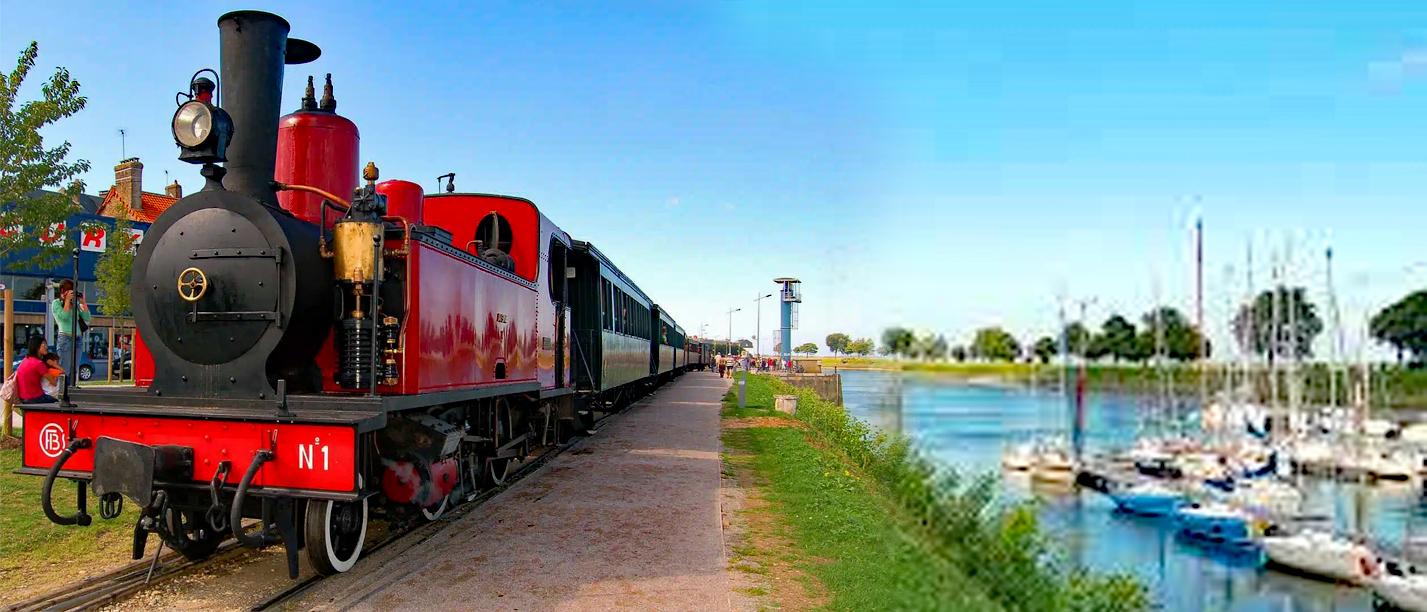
[929,334,949,361]
[1060,322,1090,356]
[846,337,874,356]
[971,326,1020,362]
[824,332,851,356]
[1098,314,1139,362]
[950,345,968,362]
[1031,336,1057,364]
[1231,286,1322,362]
[794,342,818,355]
[1371,290,1427,365]
[0,42,90,270]
[94,205,137,316]
[881,326,915,358]
[1139,306,1211,362]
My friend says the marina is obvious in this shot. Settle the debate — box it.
[841,369,1427,611]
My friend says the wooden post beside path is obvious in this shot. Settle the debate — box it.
[3,288,14,437]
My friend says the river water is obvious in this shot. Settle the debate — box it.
[838,369,1427,611]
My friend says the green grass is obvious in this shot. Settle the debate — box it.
[725,425,996,610]
[723,374,1147,611]
[0,435,139,597]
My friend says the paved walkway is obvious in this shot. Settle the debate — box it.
[301,371,733,611]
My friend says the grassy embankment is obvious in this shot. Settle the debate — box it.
[822,356,1427,410]
[0,436,139,601]
[722,373,1146,611]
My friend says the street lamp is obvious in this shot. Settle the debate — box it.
[753,293,773,358]
[726,307,741,354]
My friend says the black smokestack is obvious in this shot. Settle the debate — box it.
[217,11,319,206]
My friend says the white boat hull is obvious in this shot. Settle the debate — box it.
[1375,574,1427,612]
[1261,533,1375,585]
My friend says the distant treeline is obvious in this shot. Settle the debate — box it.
[826,285,1427,369]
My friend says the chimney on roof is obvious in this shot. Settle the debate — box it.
[114,157,143,214]
[165,181,183,199]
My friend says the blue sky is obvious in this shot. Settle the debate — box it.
[4,0,1427,358]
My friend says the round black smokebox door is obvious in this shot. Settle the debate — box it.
[145,207,281,365]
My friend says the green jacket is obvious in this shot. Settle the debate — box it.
[50,298,92,336]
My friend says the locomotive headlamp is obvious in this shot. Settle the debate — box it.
[173,72,233,164]
[173,101,214,147]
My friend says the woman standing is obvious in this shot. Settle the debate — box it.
[50,279,91,383]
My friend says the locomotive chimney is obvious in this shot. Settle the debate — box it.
[216,11,319,206]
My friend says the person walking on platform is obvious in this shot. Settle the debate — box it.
[51,279,91,384]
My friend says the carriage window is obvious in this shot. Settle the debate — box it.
[601,279,612,330]
[473,212,515,272]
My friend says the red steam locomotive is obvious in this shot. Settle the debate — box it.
[18,10,710,577]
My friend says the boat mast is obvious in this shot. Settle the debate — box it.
[1325,247,1345,413]
[1196,218,1207,427]
[1270,253,1281,433]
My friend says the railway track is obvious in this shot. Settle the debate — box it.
[3,540,252,612]
[249,418,600,610]
[6,437,576,612]
[4,406,613,612]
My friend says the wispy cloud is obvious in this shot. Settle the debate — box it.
[666,196,681,209]
[1368,47,1427,92]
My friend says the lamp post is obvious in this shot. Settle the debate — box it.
[754,293,773,358]
[726,307,741,354]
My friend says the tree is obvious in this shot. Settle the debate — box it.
[1060,322,1090,356]
[904,332,946,361]
[929,334,949,361]
[881,326,915,358]
[738,339,753,349]
[824,332,851,356]
[94,206,137,316]
[1031,336,1057,364]
[970,326,1020,362]
[1098,314,1139,362]
[1139,306,1211,361]
[1371,290,1427,365]
[1231,286,1323,362]
[0,42,90,270]
[794,342,818,355]
[950,345,968,362]
[846,337,874,356]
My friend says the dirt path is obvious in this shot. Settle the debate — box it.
[292,372,735,611]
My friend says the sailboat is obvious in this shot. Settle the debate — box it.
[1372,563,1427,612]
[1172,500,1259,548]
[1109,480,1185,516]
[1261,529,1378,584]
[1001,441,1036,471]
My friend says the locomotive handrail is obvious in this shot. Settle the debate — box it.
[41,437,93,527]
[231,449,276,547]
[381,215,411,257]
[272,181,350,208]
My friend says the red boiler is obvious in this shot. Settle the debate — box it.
[376,179,424,224]
[275,73,358,227]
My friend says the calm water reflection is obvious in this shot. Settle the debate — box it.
[838,369,1427,611]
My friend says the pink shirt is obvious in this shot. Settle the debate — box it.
[16,356,48,401]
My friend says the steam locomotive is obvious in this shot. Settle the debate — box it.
[18,10,714,577]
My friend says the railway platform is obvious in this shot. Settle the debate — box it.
[296,371,734,610]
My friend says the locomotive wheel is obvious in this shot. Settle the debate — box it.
[419,407,461,518]
[485,398,515,487]
[163,507,224,561]
[304,491,368,575]
[420,496,449,521]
